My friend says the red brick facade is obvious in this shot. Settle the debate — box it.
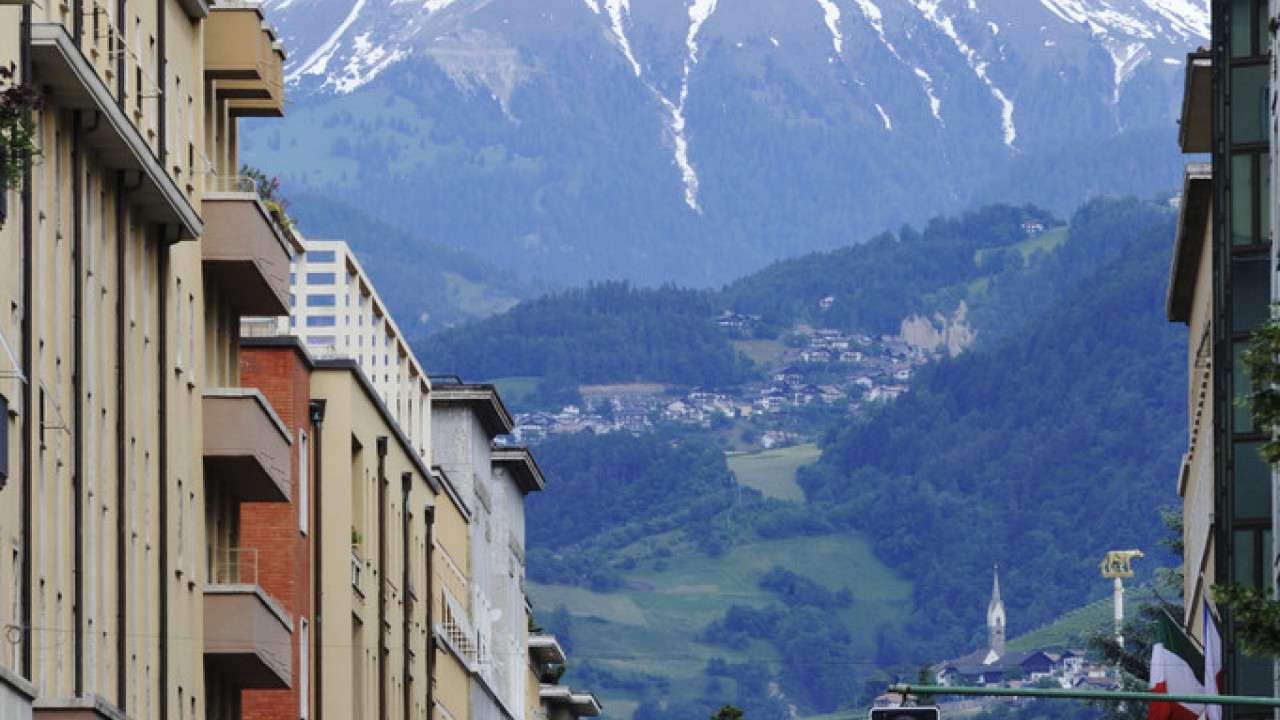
[240,342,314,720]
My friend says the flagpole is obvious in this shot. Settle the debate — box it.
[886,684,1280,708]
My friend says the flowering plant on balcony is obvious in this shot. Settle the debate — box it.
[0,64,42,191]
[241,164,296,234]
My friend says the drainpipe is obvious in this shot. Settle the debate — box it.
[114,172,127,709]
[157,232,169,720]
[155,0,166,168]
[74,0,84,46]
[424,505,435,720]
[72,109,84,698]
[401,471,412,717]
[308,399,326,720]
[19,0,33,681]
[115,0,126,105]
[376,435,388,720]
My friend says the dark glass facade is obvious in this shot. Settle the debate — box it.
[1212,0,1275,711]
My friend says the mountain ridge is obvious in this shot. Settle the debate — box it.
[243,0,1206,289]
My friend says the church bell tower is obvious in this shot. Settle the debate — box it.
[988,564,1006,658]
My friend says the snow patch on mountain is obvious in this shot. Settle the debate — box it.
[1147,0,1209,38]
[664,0,721,211]
[815,0,844,55]
[582,0,643,77]
[875,103,893,130]
[914,67,943,123]
[1040,0,1207,39]
[287,0,368,86]
[906,0,1017,147]
[1108,40,1151,101]
[847,0,946,127]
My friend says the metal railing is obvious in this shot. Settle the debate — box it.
[351,550,363,592]
[210,174,257,194]
[208,546,259,586]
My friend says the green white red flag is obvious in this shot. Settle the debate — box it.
[1203,601,1221,720]
[1147,610,1205,720]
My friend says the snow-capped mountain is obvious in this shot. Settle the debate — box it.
[243,0,1207,291]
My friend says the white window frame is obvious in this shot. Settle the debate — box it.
[299,429,309,535]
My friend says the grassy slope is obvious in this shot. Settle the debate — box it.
[727,443,820,501]
[529,534,912,715]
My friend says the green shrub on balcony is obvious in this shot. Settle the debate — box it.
[0,64,41,191]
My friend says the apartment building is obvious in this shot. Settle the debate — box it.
[0,0,297,717]
[257,236,432,458]
[308,354,439,720]
[238,338,316,720]
[0,1,596,718]
[432,380,545,720]
[1166,0,1277,714]
[528,636,600,720]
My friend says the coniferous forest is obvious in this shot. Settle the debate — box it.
[417,195,1189,719]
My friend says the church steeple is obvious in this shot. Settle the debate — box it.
[987,564,1006,658]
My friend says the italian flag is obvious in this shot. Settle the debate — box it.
[1203,601,1222,720]
[1147,610,1205,720]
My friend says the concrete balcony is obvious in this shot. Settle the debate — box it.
[1178,51,1210,154]
[540,685,602,720]
[203,388,291,503]
[205,3,286,117]
[28,23,201,239]
[204,561,293,689]
[529,634,567,666]
[201,180,293,317]
[0,665,33,720]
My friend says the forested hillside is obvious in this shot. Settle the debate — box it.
[518,196,1187,719]
[418,282,753,388]
[418,199,1176,388]
[718,204,1063,336]
[797,203,1184,660]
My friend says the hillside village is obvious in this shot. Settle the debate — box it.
[899,572,1121,715]
[512,322,935,446]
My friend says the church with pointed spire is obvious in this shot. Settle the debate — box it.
[986,564,1006,662]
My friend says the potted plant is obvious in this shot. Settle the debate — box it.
[241,164,296,238]
[0,63,42,225]
[0,64,41,188]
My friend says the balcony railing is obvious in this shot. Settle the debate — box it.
[351,550,363,593]
[210,173,257,195]
[209,546,259,586]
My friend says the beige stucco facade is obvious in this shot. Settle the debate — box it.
[309,361,437,720]
[0,2,595,718]
[0,0,293,718]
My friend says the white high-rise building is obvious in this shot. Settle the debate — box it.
[253,236,432,458]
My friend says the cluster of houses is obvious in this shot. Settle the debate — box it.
[510,325,932,447]
[933,647,1116,691]
[876,570,1120,713]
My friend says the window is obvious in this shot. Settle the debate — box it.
[307,294,336,307]
[176,478,185,573]
[0,394,8,487]
[175,279,184,369]
[306,316,336,328]
[299,430,309,534]
[307,335,336,346]
[307,250,337,263]
[307,272,336,285]
[301,619,310,719]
